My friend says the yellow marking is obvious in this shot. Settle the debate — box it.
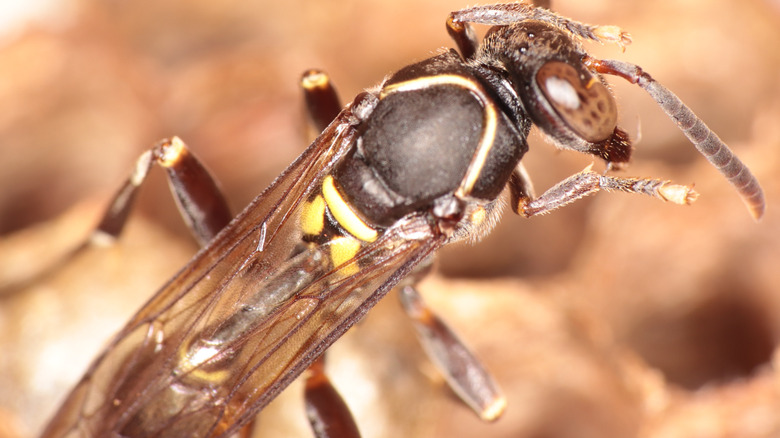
[301,70,331,90]
[329,235,362,276]
[591,25,632,50]
[185,367,229,384]
[157,136,188,168]
[381,74,498,198]
[657,183,698,205]
[322,175,378,242]
[481,395,508,422]
[89,229,116,247]
[458,102,497,197]
[469,206,487,226]
[381,74,482,98]
[300,195,326,236]
[130,150,153,186]
[515,198,528,215]
[177,341,229,384]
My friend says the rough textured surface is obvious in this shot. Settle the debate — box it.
[0,0,778,437]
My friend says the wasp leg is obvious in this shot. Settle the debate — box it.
[446,15,479,60]
[237,420,256,438]
[90,136,232,248]
[450,3,631,49]
[508,163,537,213]
[95,136,267,438]
[398,285,506,422]
[304,355,362,438]
[445,0,571,61]
[302,69,343,133]
[514,165,698,217]
[584,56,765,220]
[300,69,363,438]
[8,137,232,290]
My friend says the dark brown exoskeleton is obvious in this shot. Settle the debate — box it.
[40,3,764,438]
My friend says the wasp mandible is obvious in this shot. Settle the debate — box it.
[39,3,764,438]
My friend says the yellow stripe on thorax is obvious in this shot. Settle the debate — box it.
[328,235,362,276]
[301,195,326,236]
[321,175,378,242]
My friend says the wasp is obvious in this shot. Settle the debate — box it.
[37,3,764,437]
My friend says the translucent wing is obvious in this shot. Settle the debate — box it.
[42,106,445,438]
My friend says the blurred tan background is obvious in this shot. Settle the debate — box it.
[0,0,779,437]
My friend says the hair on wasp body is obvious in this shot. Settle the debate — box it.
[3,1,767,438]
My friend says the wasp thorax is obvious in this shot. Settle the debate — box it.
[536,61,617,143]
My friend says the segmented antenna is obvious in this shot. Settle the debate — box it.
[586,58,765,220]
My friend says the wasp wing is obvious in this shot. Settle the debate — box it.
[42,107,445,438]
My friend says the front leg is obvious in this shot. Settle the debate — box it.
[511,164,698,217]
[450,3,631,49]
[89,136,232,248]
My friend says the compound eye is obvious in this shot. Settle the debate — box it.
[536,61,617,143]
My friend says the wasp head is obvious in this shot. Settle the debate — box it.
[477,20,632,164]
